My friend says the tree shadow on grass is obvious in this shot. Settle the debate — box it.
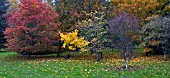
[3,54,65,61]
[2,52,170,63]
[106,65,145,72]
[2,53,96,61]
[2,52,116,62]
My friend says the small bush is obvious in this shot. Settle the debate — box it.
[59,29,89,51]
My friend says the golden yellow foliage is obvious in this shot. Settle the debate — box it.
[59,29,89,51]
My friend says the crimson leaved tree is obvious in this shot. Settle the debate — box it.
[4,0,61,54]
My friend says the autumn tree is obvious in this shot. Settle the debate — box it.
[54,0,113,32]
[140,16,170,60]
[108,12,140,69]
[4,0,61,55]
[77,11,110,61]
[59,29,89,59]
[111,0,169,23]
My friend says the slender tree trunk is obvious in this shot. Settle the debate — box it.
[57,47,61,57]
[57,41,63,57]
[101,52,103,59]
[125,60,129,69]
[57,51,60,57]
[28,53,30,58]
[65,53,70,59]
[124,58,129,69]
[124,51,129,69]
[164,52,167,61]
[96,52,103,61]
[163,47,167,61]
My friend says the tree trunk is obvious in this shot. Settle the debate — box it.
[101,52,103,59]
[57,40,63,57]
[163,47,167,61]
[57,51,60,57]
[57,48,61,57]
[65,53,70,59]
[28,53,30,58]
[125,60,129,69]
[124,52,129,69]
[96,52,102,61]
[164,52,167,61]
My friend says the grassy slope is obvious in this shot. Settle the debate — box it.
[0,51,170,78]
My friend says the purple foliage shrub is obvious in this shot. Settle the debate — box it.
[108,12,140,69]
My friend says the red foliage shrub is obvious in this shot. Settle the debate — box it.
[4,0,61,53]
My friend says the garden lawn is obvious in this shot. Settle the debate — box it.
[0,51,170,78]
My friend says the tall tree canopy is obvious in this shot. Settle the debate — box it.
[4,0,61,53]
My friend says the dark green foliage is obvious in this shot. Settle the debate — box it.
[140,16,170,60]
[0,0,9,49]
[77,11,110,52]
[54,0,113,32]
[76,10,110,61]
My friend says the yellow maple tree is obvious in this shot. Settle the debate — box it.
[59,29,89,51]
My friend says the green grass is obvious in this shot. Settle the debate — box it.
[0,51,170,78]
